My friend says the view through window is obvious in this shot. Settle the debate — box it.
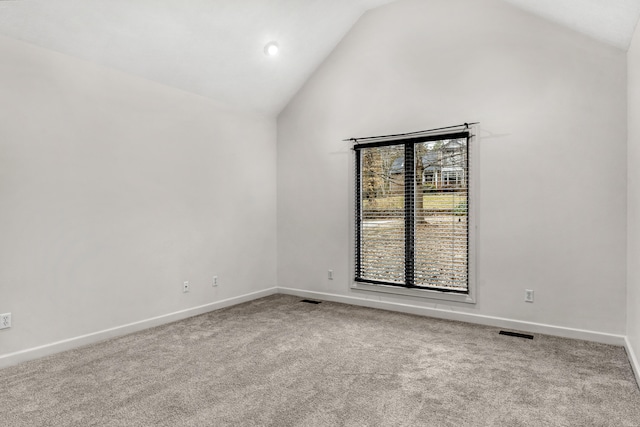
[355,132,470,293]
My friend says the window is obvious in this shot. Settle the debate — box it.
[353,129,475,302]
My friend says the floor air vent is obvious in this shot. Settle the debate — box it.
[499,330,534,340]
[301,299,321,304]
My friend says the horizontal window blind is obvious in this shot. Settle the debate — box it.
[355,132,470,294]
[357,143,405,284]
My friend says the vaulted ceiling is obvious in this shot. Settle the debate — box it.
[1,0,639,116]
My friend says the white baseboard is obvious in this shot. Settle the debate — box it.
[625,337,640,388]
[1,286,631,373]
[0,287,278,369]
[277,287,627,346]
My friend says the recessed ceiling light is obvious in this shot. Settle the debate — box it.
[264,41,279,56]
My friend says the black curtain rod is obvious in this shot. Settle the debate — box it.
[344,122,478,143]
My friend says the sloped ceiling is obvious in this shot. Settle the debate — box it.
[502,0,640,51]
[0,0,639,116]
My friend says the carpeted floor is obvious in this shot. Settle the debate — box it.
[1,294,639,426]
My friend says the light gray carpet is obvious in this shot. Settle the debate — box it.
[1,294,639,426]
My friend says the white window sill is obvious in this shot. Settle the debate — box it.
[351,282,476,304]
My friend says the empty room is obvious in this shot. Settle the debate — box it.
[1,0,640,425]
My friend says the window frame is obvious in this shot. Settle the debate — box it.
[350,127,477,304]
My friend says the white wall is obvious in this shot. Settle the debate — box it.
[277,0,628,336]
[0,35,277,360]
[628,20,640,376]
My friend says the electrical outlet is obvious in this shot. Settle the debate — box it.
[525,289,534,303]
[0,313,11,330]
[183,281,190,293]
[212,275,218,287]
[328,270,334,280]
